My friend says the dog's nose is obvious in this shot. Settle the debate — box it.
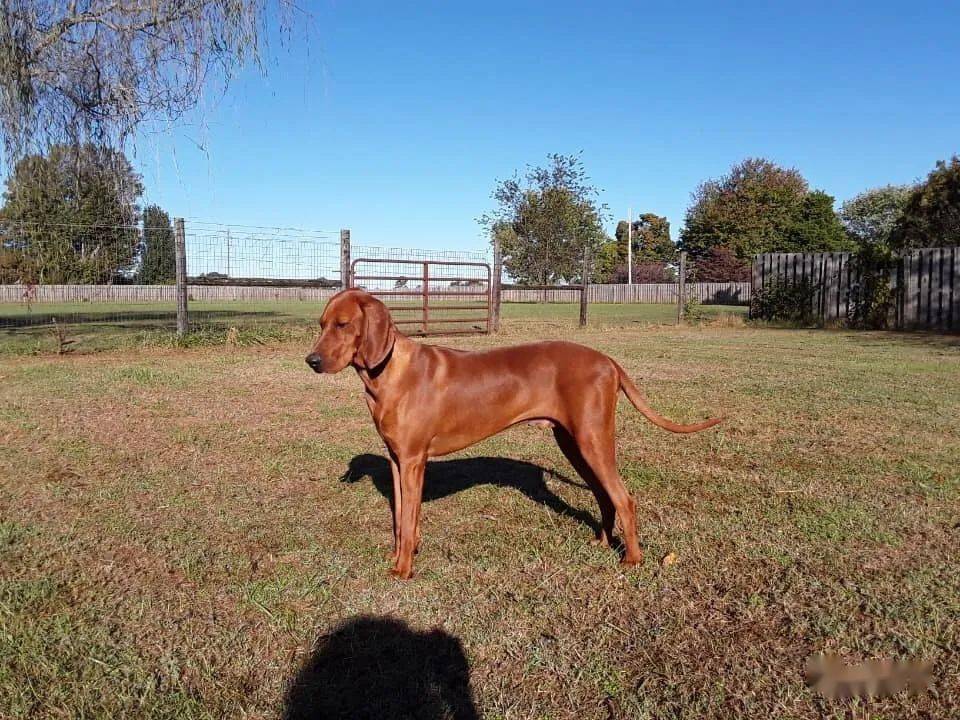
[305,353,324,372]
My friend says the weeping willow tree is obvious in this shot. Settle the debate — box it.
[0,1,295,162]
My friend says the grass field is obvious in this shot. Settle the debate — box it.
[0,300,746,354]
[1,314,958,718]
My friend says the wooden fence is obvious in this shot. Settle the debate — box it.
[3,281,752,306]
[752,248,959,331]
[503,282,750,305]
[0,284,340,304]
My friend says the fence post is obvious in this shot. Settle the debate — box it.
[676,251,687,324]
[340,229,351,289]
[174,217,188,337]
[579,245,590,328]
[491,233,502,332]
[422,261,430,334]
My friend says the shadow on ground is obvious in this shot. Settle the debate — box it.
[283,615,479,720]
[342,453,597,535]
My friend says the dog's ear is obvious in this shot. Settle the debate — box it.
[357,296,396,369]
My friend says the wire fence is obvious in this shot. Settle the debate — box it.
[185,223,341,282]
[0,219,495,345]
[1,219,749,350]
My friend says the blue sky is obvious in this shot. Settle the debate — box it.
[135,1,960,253]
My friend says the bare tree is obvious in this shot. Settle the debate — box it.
[0,0,295,161]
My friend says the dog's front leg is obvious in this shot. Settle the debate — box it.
[391,455,426,580]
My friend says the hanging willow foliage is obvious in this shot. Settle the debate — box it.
[0,1,295,161]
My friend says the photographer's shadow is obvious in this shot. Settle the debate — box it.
[342,453,599,536]
[283,615,478,720]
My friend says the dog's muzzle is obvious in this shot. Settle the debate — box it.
[305,353,324,373]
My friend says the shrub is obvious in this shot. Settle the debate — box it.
[750,279,820,324]
[682,294,706,323]
[846,245,897,329]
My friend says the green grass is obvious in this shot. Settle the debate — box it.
[0,321,957,718]
[0,299,746,354]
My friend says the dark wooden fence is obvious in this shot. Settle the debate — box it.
[752,248,959,331]
[502,282,751,305]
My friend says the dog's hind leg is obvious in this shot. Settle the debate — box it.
[553,426,615,547]
[573,427,643,566]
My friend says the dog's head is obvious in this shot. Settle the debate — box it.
[305,289,396,374]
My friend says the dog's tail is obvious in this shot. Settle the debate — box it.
[614,361,722,434]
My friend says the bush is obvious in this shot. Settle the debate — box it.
[750,280,820,324]
[682,294,706,323]
[846,245,897,329]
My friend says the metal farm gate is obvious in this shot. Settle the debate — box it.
[350,257,493,336]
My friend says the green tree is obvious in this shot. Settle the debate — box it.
[693,245,751,282]
[786,190,851,252]
[139,205,175,284]
[839,185,912,251]
[614,213,676,263]
[0,144,143,283]
[889,157,960,250]
[481,153,607,284]
[591,238,621,283]
[679,157,852,260]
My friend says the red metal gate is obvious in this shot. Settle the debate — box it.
[350,257,492,336]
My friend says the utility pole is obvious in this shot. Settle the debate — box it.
[627,207,633,285]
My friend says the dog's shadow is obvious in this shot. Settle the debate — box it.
[283,615,478,720]
[342,453,600,535]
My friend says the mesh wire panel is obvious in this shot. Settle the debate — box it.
[0,220,177,334]
[185,223,341,282]
[181,224,342,329]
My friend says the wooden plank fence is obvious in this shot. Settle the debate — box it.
[0,284,340,304]
[503,282,750,305]
[3,281,752,306]
[752,248,959,331]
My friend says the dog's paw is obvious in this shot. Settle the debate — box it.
[389,565,415,580]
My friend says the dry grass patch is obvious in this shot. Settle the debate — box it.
[1,323,958,719]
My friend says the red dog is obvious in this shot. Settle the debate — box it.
[307,290,720,579]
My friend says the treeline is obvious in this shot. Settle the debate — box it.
[0,144,176,284]
[483,154,960,284]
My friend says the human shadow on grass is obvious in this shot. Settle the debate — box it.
[342,453,599,536]
[283,615,479,720]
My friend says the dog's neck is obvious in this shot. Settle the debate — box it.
[354,331,416,400]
